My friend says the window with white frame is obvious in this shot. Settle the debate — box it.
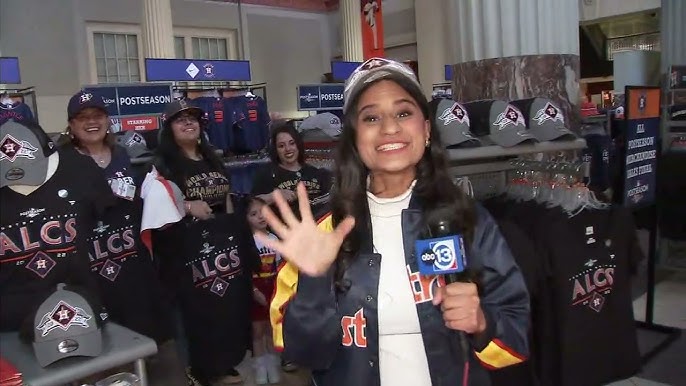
[93,32,141,83]
[191,37,229,60]
[174,29,237,87]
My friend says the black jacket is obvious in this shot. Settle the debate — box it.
[270,196,530,386]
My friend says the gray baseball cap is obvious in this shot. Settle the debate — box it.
[343,57,422,114]
[115,130,153,158]
[510,97,577,142]
[0,119,57,188]
[463,100,538,147]
[432,99,481,148]
[299,113,342,138]
[21,283,108,367]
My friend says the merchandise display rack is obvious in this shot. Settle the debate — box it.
[446,138,587,162]
[0,87,39,124]
[445,132,681,366]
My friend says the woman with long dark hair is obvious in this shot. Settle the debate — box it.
[153,100,256,386]
[264,58,530,386]
[252,120,331,207]
[154,100,232,218]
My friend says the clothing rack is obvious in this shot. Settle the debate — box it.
[448,134,681,366]
[171,82,266,92]
[173,83,268,105]
[224,154,270,168]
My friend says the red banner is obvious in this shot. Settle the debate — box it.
[121,116,160,131]
[361,0,384,59]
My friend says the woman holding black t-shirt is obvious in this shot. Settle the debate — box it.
[153,100,256,386]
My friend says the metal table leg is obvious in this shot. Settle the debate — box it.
[134,358,148,386]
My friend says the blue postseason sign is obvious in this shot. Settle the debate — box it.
[0,57,21,84]
[622,87,660,208]
[83,84,172,117]
[145,58,251,82]
[297,84,345,111]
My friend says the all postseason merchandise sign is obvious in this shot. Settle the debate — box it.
[622,86,660,208]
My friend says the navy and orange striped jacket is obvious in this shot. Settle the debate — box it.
[270,200,530,386]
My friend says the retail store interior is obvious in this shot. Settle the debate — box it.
[1,0,685,385]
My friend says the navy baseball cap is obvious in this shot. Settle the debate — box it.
[67,91,108,120]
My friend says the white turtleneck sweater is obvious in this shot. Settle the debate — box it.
[367,183,432,386]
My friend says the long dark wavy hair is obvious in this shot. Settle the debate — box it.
[268,120,306,167]
[152,117,225,190]
[331,74,476,290]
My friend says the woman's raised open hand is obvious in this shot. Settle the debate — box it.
[255,183,355,277]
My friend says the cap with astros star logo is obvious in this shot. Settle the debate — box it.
[343,57,422,113]
[0,119,56,187]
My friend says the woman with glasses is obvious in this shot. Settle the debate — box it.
[265,58,530,386]
[152,100,256,386]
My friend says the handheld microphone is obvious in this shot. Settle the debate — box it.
[414,218,472,386]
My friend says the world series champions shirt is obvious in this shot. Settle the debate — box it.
[174,157,231,214]
[0,148,113,331]
[252,163,333,221]
[86,145,173,342]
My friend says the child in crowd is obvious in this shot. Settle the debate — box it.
[246,197,282,384]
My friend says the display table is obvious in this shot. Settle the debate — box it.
[0,323,157,386]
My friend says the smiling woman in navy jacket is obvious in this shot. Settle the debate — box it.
[258,58,530,386]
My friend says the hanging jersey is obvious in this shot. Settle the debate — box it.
[0,148,113,331]
[227,96,270,154]
[534,207,641,386]
[0,101,35,125]
[189,97,232,151]
[582,133,611,193]
[86,146,172,342]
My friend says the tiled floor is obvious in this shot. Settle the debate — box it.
[234,358,311,386]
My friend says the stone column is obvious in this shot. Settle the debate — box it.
[414,0,450,97]
[142,0,175,59]
[448,0,581,130]
[340,0,364,62]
